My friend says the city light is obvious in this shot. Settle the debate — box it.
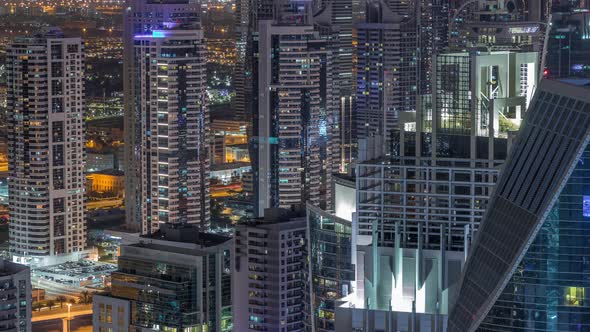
[0,0,589,331]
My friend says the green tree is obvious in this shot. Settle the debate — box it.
[79,291,93,304]
[56,295,67,308]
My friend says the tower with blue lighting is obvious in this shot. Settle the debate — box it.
[124,0,209,233]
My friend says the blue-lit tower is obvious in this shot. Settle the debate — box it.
[123,0,209,233]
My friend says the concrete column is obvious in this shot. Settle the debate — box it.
[464,224,470,262]
[438,224,446,298]
[62,318,68,332]
[394,222,402,289]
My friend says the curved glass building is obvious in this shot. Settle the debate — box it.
[450,80,590,330]
[304,204,355,332]
[481,137,590,330]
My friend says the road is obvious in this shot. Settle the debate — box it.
[32,278,85,298]
[32,314,92,332]
[32,304,93,322]
[87,198,122,210]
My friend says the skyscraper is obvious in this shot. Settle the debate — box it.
[340,49,538,328]
[314,0,355,171]
[546,10,590,79]
[234,0,275,154]
[124,0,209,233]
[450,79,590,331]
[417,0,450,96]
[449,0,547,52]
[355,0,417,144]
[304,203,355,332]
[253,20,339,216]
[233,0,252,123]
[393,50,539,160]
[354,0,451,154]
[233,208,307,331]
[7,28,86,266]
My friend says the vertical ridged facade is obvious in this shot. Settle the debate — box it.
[7,30,86,265]
[124,0,209,233]
[255,22,338,215]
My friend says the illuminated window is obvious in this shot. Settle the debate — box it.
[564,286,585,306]
[583,196,590,217]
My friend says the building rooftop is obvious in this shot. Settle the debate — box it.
[89,169,124,176]
[211,162,250,171]
[141,223,231,248]
[0,260,29,277]
[239,208,306,229]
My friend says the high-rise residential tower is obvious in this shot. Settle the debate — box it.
[314,0,355,171]
[418,0,450,95]
[450,79,590,331]
[124,0,209,233]
[233,208,307,331]
[233,0,251,123]
[234,0,273,121]
[7,28,86,266]
[0,260,31,332]
[355,0,417,145]
[253,20,339,216]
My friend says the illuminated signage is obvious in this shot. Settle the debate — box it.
[509,27,539,34]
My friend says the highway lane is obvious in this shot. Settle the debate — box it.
[32,314,92,332]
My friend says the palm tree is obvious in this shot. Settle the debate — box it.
[32,302,42,312]
[68,298,77,305]
[79,291,92,304]
[46,300,56,310]
[56,295,67,308]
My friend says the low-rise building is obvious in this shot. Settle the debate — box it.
[86,170,125,197]
[93,224,233,332]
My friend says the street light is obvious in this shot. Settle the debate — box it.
[66,303,72,332]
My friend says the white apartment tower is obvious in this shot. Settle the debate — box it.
[7,28,86,266]
[124,0,209,233]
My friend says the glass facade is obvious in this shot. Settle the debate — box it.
[435,54,472,136]
[546,11,590,79]
[450,80,590,330]
[110,246,232,332]
[112,257,204,330]
[304,205,355,332]
[481,146,590,330]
